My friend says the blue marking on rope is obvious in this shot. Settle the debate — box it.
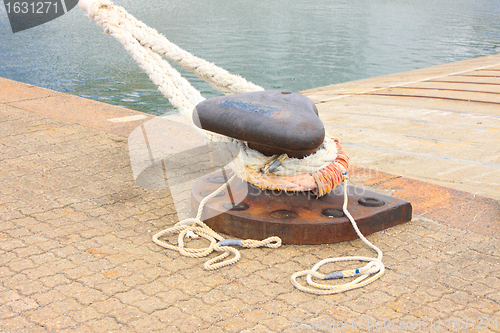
[324,272,344,280]
[355,269,360,274]
[219,239,242,246]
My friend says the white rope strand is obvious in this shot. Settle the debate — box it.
[83,1,204,119]
[290,177,385,295]
[130,20,265,95]
[152,175,281,270]
[80,0,263,96]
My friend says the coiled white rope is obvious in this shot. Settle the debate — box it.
[152,174,281,270]
[80,0,384,292]
[290,176,384,294]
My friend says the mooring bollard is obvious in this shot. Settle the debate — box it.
[190,90,412,245]
[193,90,325,158]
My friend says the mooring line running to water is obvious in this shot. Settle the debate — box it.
[79,0,385,294]
[79,0,346,196]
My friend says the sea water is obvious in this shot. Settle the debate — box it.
[0,0,499,115]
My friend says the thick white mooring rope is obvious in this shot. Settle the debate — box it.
[78,0,342,191]
[80,0,384,294]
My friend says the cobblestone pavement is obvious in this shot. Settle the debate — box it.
[1,104,500,332]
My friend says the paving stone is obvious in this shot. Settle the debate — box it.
[282,307,313,323]
[67,306,104,323]
[276,289,316,307]
[27,305,63,323]
[50,297,85,314]
[241,323,278,332]
[240,308,275,324]
[0,315,36,332]
[92,298,127,314]
[428,295,467,313]
[38,273,71,289]
[0,304,17,320]
[200,287,234,305]
[63,324,95,333]
[0,290,22,304]
[156,288,191,305]
[463,281,497,298]
[298,299,332,316]
[5,227,33,238]
[13,245,44,258]
[215,316,254,332]
[0,239,26,251]
[259,314,293,331]
[176,298,218,323]
[7,296,39,313]
[488,291,500,304]
[31,289,66,307]
[138,266,165,280]
[343,295,382,314]
[85,316,133,332]
[83,258,114,273]
[64,266,97,280]
[155,306,212,332]
[113,289,148,304]
[133,296,170,313]
[44,314,79,331]
[55,283,107,306]
[107,304,145,324]
[219,299,250,318]
[235,289,269,306]
[482,277,500,291]
[371,304,412,322]
[95,280,130,296]
[128,314,165,331]
[0,252,17,268]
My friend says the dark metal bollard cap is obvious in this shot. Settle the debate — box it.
[193,91,325,158]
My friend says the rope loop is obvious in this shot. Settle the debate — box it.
[152,175,283,270]
[289,178,385,295]
[204,245,241,270]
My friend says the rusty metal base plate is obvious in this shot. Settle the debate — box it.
[191,170,412,245]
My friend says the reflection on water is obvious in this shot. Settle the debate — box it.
[1,0,499,115]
